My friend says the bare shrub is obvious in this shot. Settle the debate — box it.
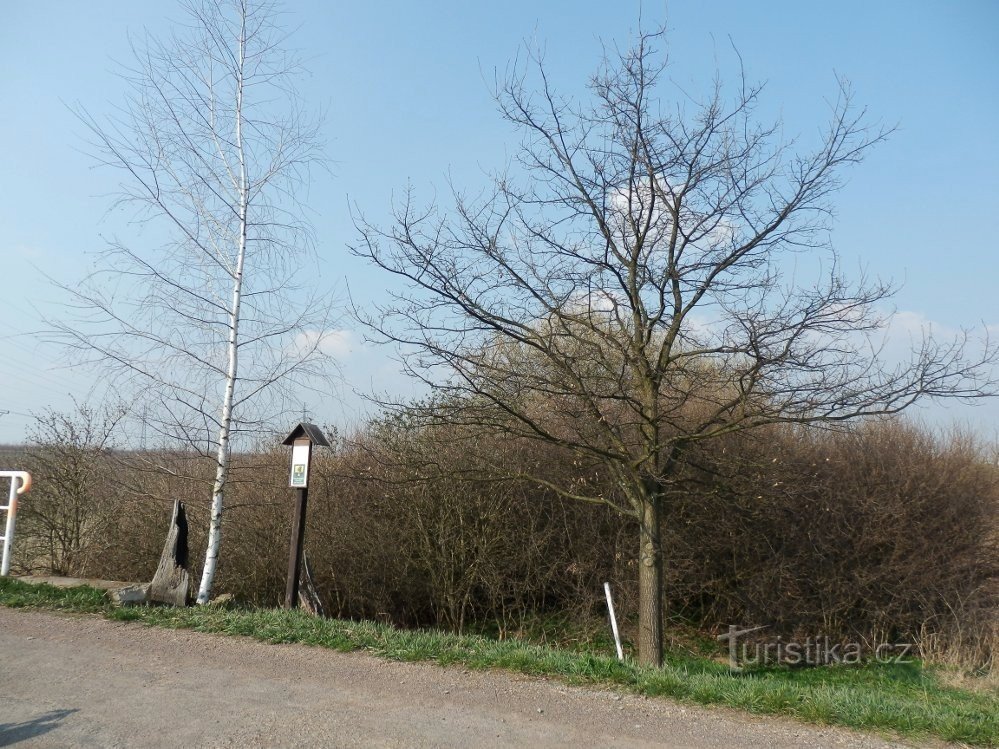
[662,420,998,669]
[16,406,994,669]
[305,421,594,633]
[14,403,128,576]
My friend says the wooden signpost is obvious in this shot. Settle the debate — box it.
[281,423,330,610]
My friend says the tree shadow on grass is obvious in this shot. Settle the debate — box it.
[0,708,78,745]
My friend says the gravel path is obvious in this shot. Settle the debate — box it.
[0,608,917,748]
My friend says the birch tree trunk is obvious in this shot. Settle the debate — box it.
[197,13,249,604]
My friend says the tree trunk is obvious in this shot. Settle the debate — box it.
[637,494,664,667]
[195,11,248,605]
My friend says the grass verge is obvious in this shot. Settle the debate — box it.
[2,577,996,746]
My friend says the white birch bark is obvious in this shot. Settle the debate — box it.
[197,9,249,605]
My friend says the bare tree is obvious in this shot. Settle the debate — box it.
[353,30,998,665]
[53,0,335,603]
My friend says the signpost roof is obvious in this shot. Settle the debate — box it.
[281,422,330,447]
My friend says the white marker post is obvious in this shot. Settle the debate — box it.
[604,581,625,662]
[1,471,32,576]
[281,423,329,609]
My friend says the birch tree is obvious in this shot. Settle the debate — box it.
[354,30,998,665]
[55,0,333,603]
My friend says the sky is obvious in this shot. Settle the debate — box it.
[1,0,997,445]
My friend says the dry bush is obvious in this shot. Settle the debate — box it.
[304,421,626,635]
[663,420,998,668]
[305,416,996,667]
[14,407,996,669]
[14,404,129,576]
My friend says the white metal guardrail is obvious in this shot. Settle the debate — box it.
[1,471,31,576]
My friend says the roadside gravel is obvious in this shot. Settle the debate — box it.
[0,608,920,748]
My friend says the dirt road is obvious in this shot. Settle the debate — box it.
[0,608,912,748]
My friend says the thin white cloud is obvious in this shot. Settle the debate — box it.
[290,328,360,359]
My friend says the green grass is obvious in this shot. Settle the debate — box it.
[2,578,996,746]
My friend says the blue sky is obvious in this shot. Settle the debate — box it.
[1,1,997,444]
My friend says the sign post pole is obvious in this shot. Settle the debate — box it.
[285,477,309,610]
[281,423,329,610]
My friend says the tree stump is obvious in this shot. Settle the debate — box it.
[148,499,190,606]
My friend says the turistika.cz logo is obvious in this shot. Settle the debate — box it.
[717,625,914,670]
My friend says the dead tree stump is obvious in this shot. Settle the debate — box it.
[148,499,190,607]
